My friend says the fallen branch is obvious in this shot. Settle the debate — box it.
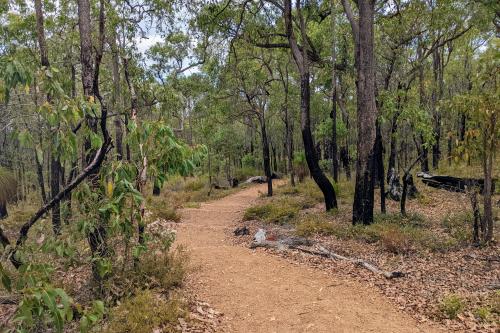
[249,239,404,279]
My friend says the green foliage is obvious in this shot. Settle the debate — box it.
[80,301,105,333]
[242,154,257,168]
[439,294,464,319]
[0,259,76,333]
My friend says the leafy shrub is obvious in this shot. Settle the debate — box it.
[439,294,464,319]
[104,290,185,333]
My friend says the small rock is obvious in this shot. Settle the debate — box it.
[254,228,266,243]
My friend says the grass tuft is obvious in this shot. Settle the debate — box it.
[439,294,464,319]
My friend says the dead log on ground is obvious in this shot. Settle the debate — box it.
[417,172,495,194]
[249,240,404,279]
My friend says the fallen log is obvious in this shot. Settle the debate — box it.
[249,240,404,279]
[417,172,495,194]
[315,246,405,279]
[244,176,267,184]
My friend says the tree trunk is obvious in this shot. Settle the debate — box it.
[374,121,385,213]
[50,155,61,235]
[330,0,339,183]
[300,74,337,210]
[387,114,398,183]
[0,201,7,219]
[35,148,47,203]
[35,0,60,235]
[284,0,337,210]
[417,39,430,172]
[259,115,273,197]
[78,0,108,282]
[351,0,377,224]
[110,32,123,161]
[431,47,443,169]
[483,115,495,242]
[283,79,295,186]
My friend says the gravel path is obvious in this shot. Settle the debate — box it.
[176,183,441,333]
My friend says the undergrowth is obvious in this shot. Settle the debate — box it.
[103,290,186,333]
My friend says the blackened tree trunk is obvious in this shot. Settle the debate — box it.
[35,0,60,235]
[330,0,339,183]
[259,115,273,197]
[300,75,337,210]
[283,0,337,210]
[0,201,7,219]
[338,86,351,180]
[283,72,295,187]
[431,47,443,169]
[50,155,61,234]
[374,121,385,213]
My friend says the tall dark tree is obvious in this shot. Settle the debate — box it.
[342,0,377,224]
[282,0,337,210]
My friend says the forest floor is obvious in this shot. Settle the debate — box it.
[175,182,442,333]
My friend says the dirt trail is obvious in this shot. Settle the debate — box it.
[176,184,441,333]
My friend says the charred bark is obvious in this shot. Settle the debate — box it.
[259,115,273,197]
[284,0,337,210]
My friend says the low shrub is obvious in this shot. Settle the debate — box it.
[439,294,464,319]
[104,290,185,333]
[153,205,181,222]
[243,197,307,225]
[136,246,189,291]
[473,306,492,322]
[183,177,206,192]
[234,167,260,181]
[295,214,336,237]
[441,212,473,245]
